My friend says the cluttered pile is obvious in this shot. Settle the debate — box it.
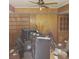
[10,29,68,59]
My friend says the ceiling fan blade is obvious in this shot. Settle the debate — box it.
[29,1,38,4]
[41,5,49,8]
[44,2,57,5]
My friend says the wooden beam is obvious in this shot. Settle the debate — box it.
[58,4,69,12]
[15,8,58,14]
[9,4,15,12]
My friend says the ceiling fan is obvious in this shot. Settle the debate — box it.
[29,0,57,8]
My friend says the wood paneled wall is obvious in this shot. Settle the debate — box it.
[9,14,58,48]
[58,4,69,12]
[57,14,69,47]
[36,14,58,41]
[9,15,30,49]
[15,8,57,14]
[9,13,69,48]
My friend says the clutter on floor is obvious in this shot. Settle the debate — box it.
[10,29,68,59]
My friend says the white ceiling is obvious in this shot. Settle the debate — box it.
[9,0,69,8]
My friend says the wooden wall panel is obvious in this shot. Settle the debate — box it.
[58,4,69,12]
[9,14,58,48]
[9,4,15,12]
[9,16,30,49]
[15,8,57,14]
[9,13,69,49]
[57,14,69,47]
[36,14,58,42]
[9,31,17,49]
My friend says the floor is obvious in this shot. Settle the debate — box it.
[9,51,68,59]
[9,53,20,59]
[10,52,55,59]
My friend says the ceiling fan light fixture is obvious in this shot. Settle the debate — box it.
[29,0,58,9]
[40,7,42,11]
